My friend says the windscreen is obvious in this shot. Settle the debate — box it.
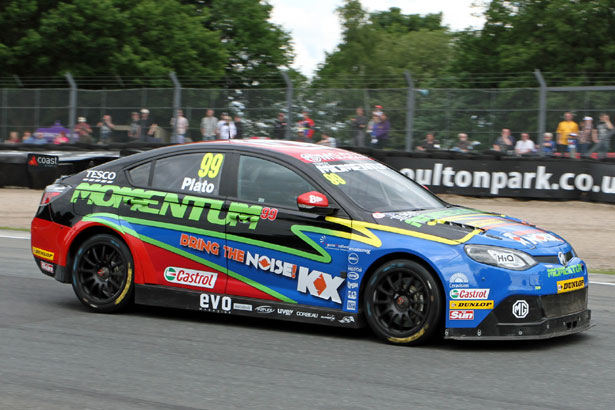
[312,159,446,212]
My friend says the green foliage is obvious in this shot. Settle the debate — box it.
[452,0,615,86]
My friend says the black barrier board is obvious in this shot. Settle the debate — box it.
[27,153,59,168]
[384,156,615,203]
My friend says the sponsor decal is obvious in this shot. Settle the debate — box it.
[179,234,220,255]
[40,261,54,274]
[296,311,318,318]
[449,289,490,300]
[557,277,585,294]
[348,253,359,265]
[347,272,360,281]
[297,267,344,304]
[503,231,562,246]
[315,162,387,174]
[347,290,357,300]
[299,151,368,163]
[83,169,116,184]
[347,282,358,289]
[71,183,268,230]
[308,194,324,204]
[449,300,494,309]
[372,212,386,219]
[27,154,59,168]
[449,272,469,288]
[348,266,362,273]
[449,310,474,320]
[233,303,252,312]
[32,246,54,261]
[199,294,231,313]
[346,300,357,310]
[547,263,583,278]
[512,300,529,319]
[339,316,355,324]
[277,308,294,316]
[255,305,275,314]
[164,267,217,289]
[245,251,297,278]
[320,314,336,321]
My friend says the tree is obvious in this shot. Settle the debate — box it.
[451,0,615,87]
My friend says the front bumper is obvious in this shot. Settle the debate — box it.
[445,288,593,340]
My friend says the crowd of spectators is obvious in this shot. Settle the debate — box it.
[2,108,613,159]
[413,111,614,159]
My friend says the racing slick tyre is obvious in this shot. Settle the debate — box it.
[364,259,443,345]
[71,234,135,313]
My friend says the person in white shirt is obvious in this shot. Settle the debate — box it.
[170,109,189,144]
[200,109,218,141]
[216,113,236,140]
[515,132,536,155]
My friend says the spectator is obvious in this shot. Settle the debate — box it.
[233,115,244,139]
[556,111,579,154]
[372,113,390,149]
[592,113,615,159]
[96,115,115,144]
[23,131,46,145]
[367,114,379,140]
[74,117,93,143]
[296,111,314,142]
[577,116,597,157]
[170,109,189,144]
[373,104,383,118]
[493,128,515,154]
[273,113,287,139]
[216,112,236,140]
[128,112,141,141]
[200,109,217,141]
[317,132,336,147]
[452,133,472,153]
[6,131,20,144]
[350,107,367,147]
[541,132,556,156]
[138,109,158,142]
[515,132,536,155]
[53,131,69,144]
[416,133,440,151]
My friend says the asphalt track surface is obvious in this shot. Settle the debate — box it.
[1,232,614,410]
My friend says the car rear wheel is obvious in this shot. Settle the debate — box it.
[364,259,442,345]
[71,234,134,312]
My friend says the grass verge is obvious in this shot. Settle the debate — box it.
[590,269,615,275]
[0,226,30,232]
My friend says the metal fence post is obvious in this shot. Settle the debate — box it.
[65,73,77,140]
[1,88,7,141]
[281,71,293,139]
[403,71,415,151]
[534,69,547,154]
[170,71,182,142]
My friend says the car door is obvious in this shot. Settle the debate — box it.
[120,150,230,295]
[224,153,352,311]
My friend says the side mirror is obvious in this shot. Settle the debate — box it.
[297,191,336,215]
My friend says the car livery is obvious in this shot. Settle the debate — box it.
[31,140,592,345]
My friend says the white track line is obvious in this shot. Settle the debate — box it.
[590,281,615,286]
[0,234,30,240]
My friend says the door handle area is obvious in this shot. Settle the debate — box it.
[127,198,149,206]
[233,214,259,223]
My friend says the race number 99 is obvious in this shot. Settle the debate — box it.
[198,153,224,178]
[323,173,346,185]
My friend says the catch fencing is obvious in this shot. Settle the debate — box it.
[2,71,615,151]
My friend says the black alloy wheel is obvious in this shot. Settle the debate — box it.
[71,234,134,312]
[364,259,442,345]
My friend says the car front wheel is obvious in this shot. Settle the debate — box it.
[364,259,442,345]
[71,234,134,312]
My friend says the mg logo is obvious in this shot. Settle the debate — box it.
[512,300,529,319]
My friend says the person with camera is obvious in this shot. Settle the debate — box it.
[96,115,115,144]
[216,112,236,140]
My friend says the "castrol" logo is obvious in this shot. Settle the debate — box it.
[449,288,490,300]
[164,267,217,289]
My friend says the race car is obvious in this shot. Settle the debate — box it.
[30,140,592,345]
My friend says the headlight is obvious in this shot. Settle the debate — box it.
[464,245,537,271]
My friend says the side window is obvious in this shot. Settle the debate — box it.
[237,155,314,208]
[128,162,151,186]
[151,152,226,196]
